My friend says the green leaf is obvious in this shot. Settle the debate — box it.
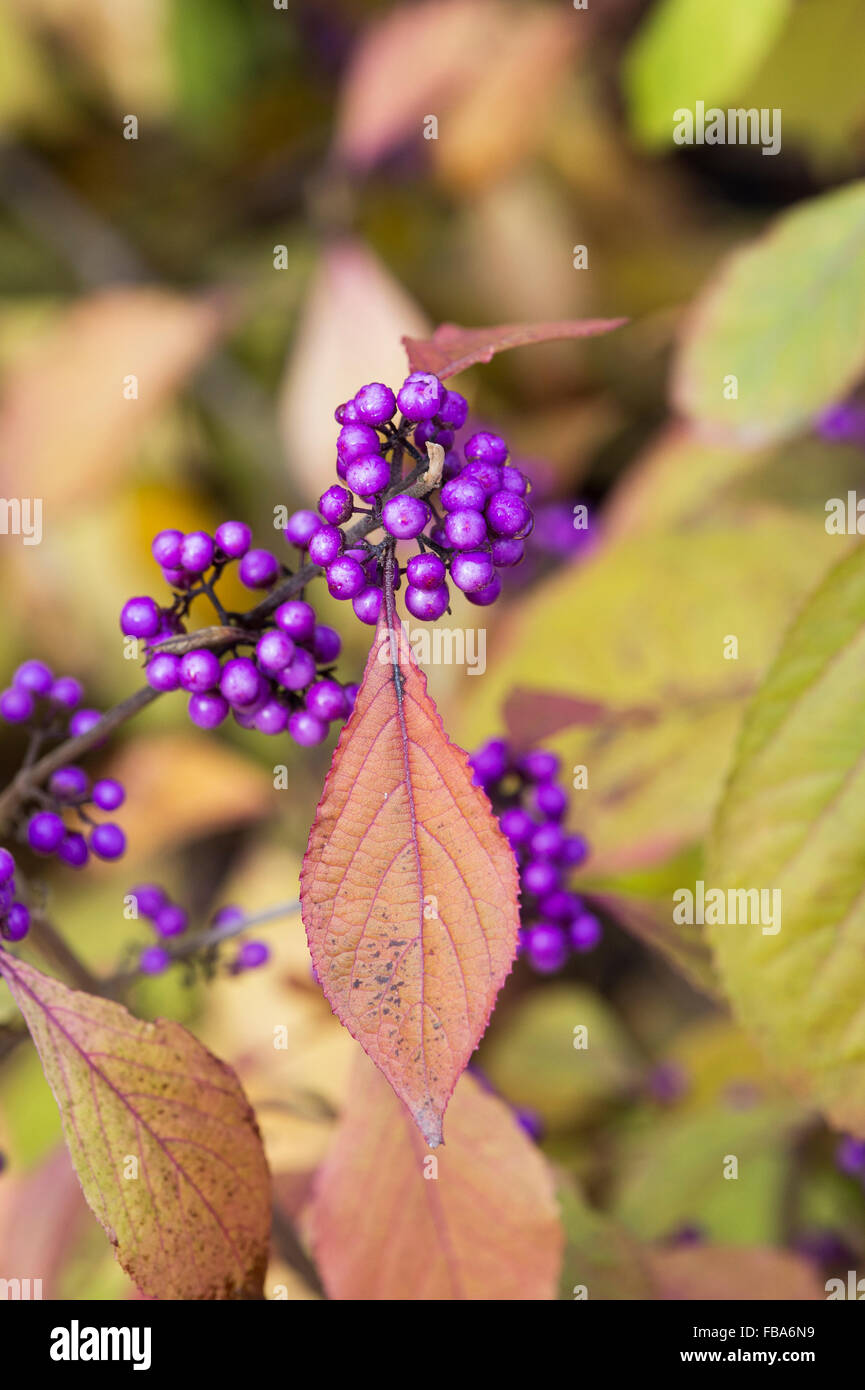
[674,181,865,443]
[707,542,865,1137]
[624,0,792,149]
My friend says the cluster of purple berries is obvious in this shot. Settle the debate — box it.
[0,848,30,943]
[121,527,357,747]
[131,885,270,977]
[305,371,533,622]
[469,739,600,974]
[25,766,126,867]
[0,659,98,736]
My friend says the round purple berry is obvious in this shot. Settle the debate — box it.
[450,551,495,594]
[283,510,322,548]
[68,708,103,741]
[465,431,508,466]
[256,630,295,675]
[490,537,524,568]
[437,389,468,429]
[151,528,184,568]
[277,648,317,691]
[529,822,565,861]
[344,682,359,712]
[5,902,30,942]
[188,692,229,729]
[470,739,509,786]
[254,700,290,736]
[354,382,396,426]
[220,657,261,708]
[345,454,391,498]
[146,652,182,692]
[540,890,583,922]
[561,834,589,867]
[382,496,431,540]
[214,520,252,559]
[57,831,89,868]
[405,584,449,621]
[274,600,316,643]
[533,782,568,820]
[406,553,446,590]
[499,807,534,845]
[337,422,381,464]
[92,778,125,812]
[179,649,221,694]
[0,688,33,723]
[308,525,344,568]
[396,372,443,422]
[319,484,354,526]
[441,477,487,513]
[444,509,488,550]
[526,923,567,973]
[306,679,349,723]
[154,903,188,938]
[0,848,14,885]
[519,749,559,783]
[571,912,602,952]
[312,625,341,663]
[14,660,53,696]
[334,399,360,424]
[49,676,83,709]
[465,574,502,606]
[352,586,383,625]
[179,531,214,573]
[486,490,531,539]
[28,812,65,854]
[500,466,528,496]
[288,710,328,746]
[239,549,280,589]
[90,823,126,860]
[522,859,559,897]
[235,940,270,970]
[120,597,161,639]
[139,945,171,975]
[49,766,89,801]
[326,555,366,600]
[462,460,503,496]
[130,884,166,918]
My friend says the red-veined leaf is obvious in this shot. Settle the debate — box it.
[0,953,271,1300]
[403,317,628,379]
[300,599,520,1147]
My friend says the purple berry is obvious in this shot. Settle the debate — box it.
[352,586,383,625]
[441,477,487,513]
[490,537,524,568]
[500,466,528,496]
[188,692,229,728]
[139,945,171,975]
[405,584,449,621]
[486,490,531,538]
[469,739,509,786]
[92,778,125,811]
[14,660,53,696]
[274,600,316,643]
[146,652,182,692]
[396,372,443,422]
[345,454,391,498]
[130,884,166,918]
[288,710,328,746]
[312,625,341,663]
[0,848,13,884]
[49,676,83,709]
[540,890,583,922]
[437,389,468,429]
[28,812,65,854]
[277,648,317,691]
[180,649,221,694]
[334,399,360,424]
[462,460,503,496]
[465,573,502,606]
[235,940,270,970]
[327,554,366,600]
[90,823,126,860]
[179,531,215,573]
[120,597,161,639]
[526,923,567,973]
[57,831,89,868]
[450,551,494,594]
[836,1136,865,1176]
[522,860,559,897]
[306,679,349,723]
[308,525,344,567]
[151,529,184,568]
[529,823,565,861]
[337,422,381,464]
[256,630,295,674]
[283,510,322,548]
[212,904,243,929]
[499,807,534,845]
[154,903,188,938]
[5,902,30,942]
[571,912,602,952]
[354,382,396,425]
[382,496,430,540]
[444,509,488,550]
[319,484,354,526]
[214,520,252,559]
[220,657,261,708]
[519,749,559,782]
[465,431,508,466]
[254,700,290,735]
[68,708,103,741]
[560,834,589,867]
[0,688,33,723]
[406,553,446,590]
[344,682,359,712]
[533,782,568,820]
[49,766,89,801]
[239,549,280,589]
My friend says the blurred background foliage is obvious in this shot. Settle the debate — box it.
[2,0,865,1298]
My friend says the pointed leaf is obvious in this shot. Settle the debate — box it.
[301,610,520,1147]
[403,317,627,380]
[0,953,271,1300]
[310,1050,562,1300]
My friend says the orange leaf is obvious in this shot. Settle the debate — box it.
[300,603,520,1147]
[403,317,627,379]
[310,1049,563,1299]
[0,954,271,1300]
